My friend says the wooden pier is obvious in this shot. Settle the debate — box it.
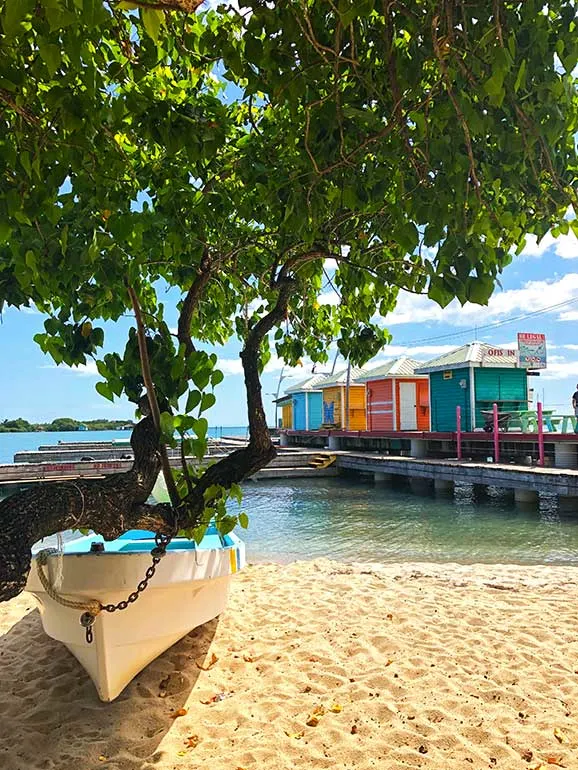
[2,436,578,512]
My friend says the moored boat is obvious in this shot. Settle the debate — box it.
[25,526,245,701]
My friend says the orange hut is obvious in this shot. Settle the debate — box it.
[358,357,430,431]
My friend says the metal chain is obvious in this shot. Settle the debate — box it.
[80,529,175,644]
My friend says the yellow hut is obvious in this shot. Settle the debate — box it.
[318,367,367,430]
[276,395,293,429]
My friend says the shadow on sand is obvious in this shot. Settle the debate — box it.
[0,605,219,770]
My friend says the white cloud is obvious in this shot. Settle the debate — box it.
[43,361,99,376]
[217,358,243,376]
[370,344,457,361]
[540,360,578,381]
[381,273,578,329]
[558,310,578,322]
[318,290,340,306]
[519,230,578,260]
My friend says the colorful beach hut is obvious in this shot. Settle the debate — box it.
[318,367,368,430]
[284,374,327,431]
[358,357,430,431]
[415,343,531,432]
[276,395,293,429]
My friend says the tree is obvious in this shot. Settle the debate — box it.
[0,0,576,600]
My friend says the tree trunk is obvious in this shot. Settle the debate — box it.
[0,414,174,602]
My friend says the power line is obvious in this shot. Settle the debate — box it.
[393,295,578,347]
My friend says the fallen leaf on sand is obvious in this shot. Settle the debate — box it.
[200,691,233,704]
[329,704,342,713]
[285,730,305,740]
[243,654,256,663]
[385,659,393,667]
[312,705,326,716]
[170,708,188,719]
[184,735,200,749]
[306,715,320,727]
[177,751,188,757]
[554,729,568,744]
[196,652,218,670]
[545,757,566,767]
[98,757,107,762]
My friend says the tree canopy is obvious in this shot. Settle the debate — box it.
[0,0,577,593]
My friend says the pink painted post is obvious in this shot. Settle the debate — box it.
[456,405,462,460]
[493,402,500,464]
[537,401,545,467]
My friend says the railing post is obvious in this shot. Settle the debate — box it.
[537,401,545,467]
[493,402,500,463]
[456,405,462,460]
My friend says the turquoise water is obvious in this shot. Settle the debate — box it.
[0,427,248,465]
[230,477,578,566]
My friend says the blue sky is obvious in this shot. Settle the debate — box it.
[1,226,578,426]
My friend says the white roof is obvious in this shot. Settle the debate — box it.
[317,366,368,388]
[284,373,330,394]
[416,343,519,373]
[357,357,425,382]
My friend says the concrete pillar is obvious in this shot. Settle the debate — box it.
[473,483,488,498]
[410,477,433,496]
[513,488,538,505]
[554,443,578,469]
[410,439,427,459]
[434,479,454,495]
[279,432,289,447]
[558,495,578,515]
[374,471,393,484]
[328,435,341,451]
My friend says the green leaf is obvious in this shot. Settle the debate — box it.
[141,7,163,42]
[191,523,209,545]
[238,512,249,529]
[0,222,11,243]
[159,411,174,441]
[2,0,32,36]
[186,389,201,412]
[513,59,526,93]
[211,369,224,386]
[200,392,216,412]
[95,381,114,401]
[466,275,495,305]
[428,279,454,309]
[194,417,208,440]
[38,42,62,77]
[230,482,243,504]
[216,515,237,537]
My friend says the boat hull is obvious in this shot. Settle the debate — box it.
[25,531,245,701]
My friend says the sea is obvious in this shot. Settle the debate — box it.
[0,427,248,465]
[1,431,578,566]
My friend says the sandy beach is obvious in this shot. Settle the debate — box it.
[1,559,578,770]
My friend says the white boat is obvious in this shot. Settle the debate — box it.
[25,526,245,701]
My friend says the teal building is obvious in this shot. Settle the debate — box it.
[416,343,533,432]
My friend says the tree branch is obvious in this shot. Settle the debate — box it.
[181,278,295,517]
[127,285,181,511]
[113,0,204,12]
[176,248,213,357]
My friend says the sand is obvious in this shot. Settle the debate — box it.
[1,560,578,770]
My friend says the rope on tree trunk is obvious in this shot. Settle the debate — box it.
[35,550,102,615]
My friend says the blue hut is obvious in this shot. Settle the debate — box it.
[416,343,532,432]
[284,373,327,431]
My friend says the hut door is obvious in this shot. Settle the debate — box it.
[399,382,417,430]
